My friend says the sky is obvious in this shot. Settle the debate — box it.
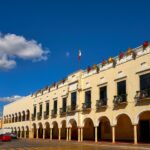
[0,0,150,115]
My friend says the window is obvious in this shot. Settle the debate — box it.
[71,92,77,108]
[46,102,49,115]
[39,104,42,116]
[54,100,57,114]
[85,90,91,104]
[34,105,36,117]
[62,97,67,112]
[117,80,126,101]
[140,73,150,90]
[99,86,107,101]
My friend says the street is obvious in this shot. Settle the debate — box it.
[0,139,150,150]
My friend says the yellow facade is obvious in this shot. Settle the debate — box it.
[3,45,150,144]
[0,118,3,128]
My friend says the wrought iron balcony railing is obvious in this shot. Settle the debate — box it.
[31,114,36,121]
[113,94,127,106]
[26,115,30,121]
[96,98,107,110]
[44,111,49,119]
[82,102,91,111]
[134,88,150,104]
[37,112,42,120]
[51,109,57,118]
[22,116,26,121]
[59,107,67,116]
[67,105,78,113]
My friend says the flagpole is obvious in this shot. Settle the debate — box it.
[78,58,81,70]
[78,49,81,70]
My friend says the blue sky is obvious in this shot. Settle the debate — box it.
[0,0,150,115]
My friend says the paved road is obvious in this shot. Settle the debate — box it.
[0,139,150,150]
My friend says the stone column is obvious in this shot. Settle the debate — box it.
[112,126,115,143]
[80,127,83,142]
[69,128,71,141]
[29,130,33,139]
[36,129,39,139]
[43,128,45,139]
[133,125,138,144]
[95,126,98,142]
[59,128,61,141]
[78,128,80,142]
[66,128,69,141]
[50,128,52,140]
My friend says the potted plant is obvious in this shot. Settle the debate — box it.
[62,79,66,84]
[119,52,124,60]
[126,48,133,56]
[87,66,91,73]
[143,41,149,50]
[92,64,99,73]
[53,82,56,87]
[108,57,115,63]
[102,60,107,66]
[126,48,136,59]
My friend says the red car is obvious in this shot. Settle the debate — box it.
[0,134,12,141]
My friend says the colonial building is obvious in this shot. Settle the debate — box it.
[3,42,150,144]
[0,117,3,129]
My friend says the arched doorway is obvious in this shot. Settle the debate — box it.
[45,122,50,139]
[18,112,21,122]
[32,123,37,138]
[15,113,17,122]
[26,126,29,138]
[138,111,150,143]
[52,121,58,139]
[116,114,133,142]
[83,118,94,141]
[69,119,78,140]
[22,111,25,121]
[98,116,111,141]
[26,110,30,121]
[21,126,25,138]
[9,115,11,123]
[17,127,21,138]
[38,123,43,139]
[14,127,17,135]
[12,114,14,123]
[61,120,66,139]
[6,115,8,123]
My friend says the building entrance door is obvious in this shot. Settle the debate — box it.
[140,120,150,142]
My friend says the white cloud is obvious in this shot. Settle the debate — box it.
[0,33,49,70]
[0,95,24,102]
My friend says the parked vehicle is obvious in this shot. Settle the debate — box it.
[0,128,12,135]
[0,134,12,141]
[9,133,17,139]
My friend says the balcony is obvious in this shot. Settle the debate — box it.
[59,108,67,116]
[37,112,42,120]
[67,105,78,114]
[31,114,36,121]
[51,109,57,118]
[44,111,49,119]
[113,94,127,107]
[26,115,30,121]
[96,99,107,110]
[82,102,91,111]
[135,88,150,104]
